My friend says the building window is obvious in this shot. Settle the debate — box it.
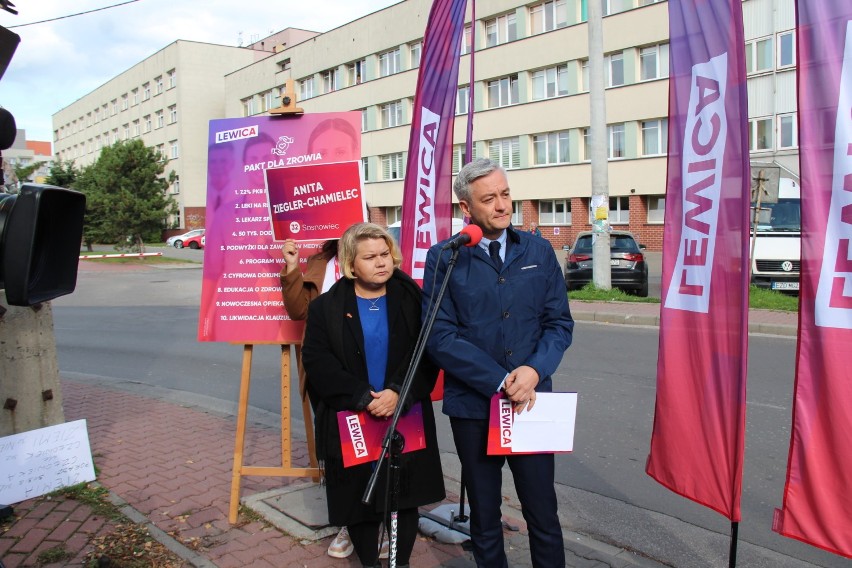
[121,94,128,110]
[133,120,140,137]
[347,59,366,85]
[606,52,625,87]
[111,99,118,115]
[381,100,404,128]
[170,140,179,159]
[456,85,469,115]
[277,58,291,72]
[379,48,401,77]
[746,37,773,74]
[460,25,472,55]
[485,12,517,47]
[142,82,151,101]
[452,144,464,174]
[321,68,340,93]
[155,76,163,95]
[511,202,523,226]
[381,153,405,180]
[749,117,773,151]
[777,31,795,68]
[608,123,626,158]
[583,128,590,161]
[580,59,589,92]
[529,0,568,35]
[156,143,165,160]
[167,69,176,89]
[641,119,668,155]
[487,74,519,108]
[533,131,570,165]
[410,41,422,68]
[488,137,520,170]
[386,206,402,224]
[778,113,797,149]
[144,115,152,133]
[531,64,568,100]
[132,89,139,105]
[610,196,629,224]
[647,196,665,224]
[361,109,368,132]
[112,129,119,144]
[169,105,177,124]
[590,196,630,224]
[540,199,571,225]
[362,157,370,181]
[172,177,180,194]
[299,77,315,100]
[640,44,669,81]
[262,90,275,112]
[123,124,130,139]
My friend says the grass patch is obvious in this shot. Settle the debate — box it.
[37,544,72,565]
[48,482,122,520]
[748,285,799,311]
[568,284,659,303]
[568,284,799,312]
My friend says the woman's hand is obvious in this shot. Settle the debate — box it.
[282,239,300,273]
[366,389,399,418]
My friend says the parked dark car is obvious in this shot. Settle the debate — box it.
[564,231,648,296]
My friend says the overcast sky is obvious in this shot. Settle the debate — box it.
[0,0,400,145]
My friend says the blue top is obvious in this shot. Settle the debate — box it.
[356,295,388,392]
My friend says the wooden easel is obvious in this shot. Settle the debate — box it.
[228,342,320,523]
[229,82,316,523]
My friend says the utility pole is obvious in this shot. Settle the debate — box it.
[588,0,611,289]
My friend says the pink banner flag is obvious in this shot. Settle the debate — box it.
[646,0,750,521]
[773,2,852,557]
[399,0,468,282]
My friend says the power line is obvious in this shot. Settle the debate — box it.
[6,0,142,28]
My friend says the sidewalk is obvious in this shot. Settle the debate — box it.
[0,377,666,568]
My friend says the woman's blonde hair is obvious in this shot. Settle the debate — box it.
[338,222,403,279]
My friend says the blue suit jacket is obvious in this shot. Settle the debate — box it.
[423,226,574,419]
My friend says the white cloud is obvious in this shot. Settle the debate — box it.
[0,0,399,144]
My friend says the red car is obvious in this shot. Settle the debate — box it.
[182,231,205,249]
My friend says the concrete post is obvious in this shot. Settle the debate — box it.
[0,298,65,436]
[588,0,611,289]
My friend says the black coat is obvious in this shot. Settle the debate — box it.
[302,269,445,526]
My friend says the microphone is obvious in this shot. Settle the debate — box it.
[441,223,483,250]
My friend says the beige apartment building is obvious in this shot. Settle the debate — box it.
[53,0,798,251]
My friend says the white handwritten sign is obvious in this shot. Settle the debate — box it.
[0,419,96,504]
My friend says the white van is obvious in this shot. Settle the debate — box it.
[750,178,800,292]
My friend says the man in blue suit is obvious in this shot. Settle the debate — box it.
[423,158,574,567]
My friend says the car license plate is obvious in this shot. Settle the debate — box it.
[610,259,619,266]
[772,281,799,291]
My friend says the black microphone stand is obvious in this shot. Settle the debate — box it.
[362,244,464,567]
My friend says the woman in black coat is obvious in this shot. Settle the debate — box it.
[302,222,445,568]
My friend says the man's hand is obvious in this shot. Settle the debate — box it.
[504,365,540,414]
[366,389,399,418]
[281,239,300,273]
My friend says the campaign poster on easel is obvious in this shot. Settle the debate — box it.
[198,112,364,343]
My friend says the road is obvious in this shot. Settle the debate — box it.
[50,254,843,567]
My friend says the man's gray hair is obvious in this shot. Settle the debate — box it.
[453,158,505,202]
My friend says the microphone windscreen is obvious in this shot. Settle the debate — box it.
[461,223,483,247]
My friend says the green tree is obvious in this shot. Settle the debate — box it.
[73,140,177,252]
[13,160,45,184]
[44,159,78,188]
